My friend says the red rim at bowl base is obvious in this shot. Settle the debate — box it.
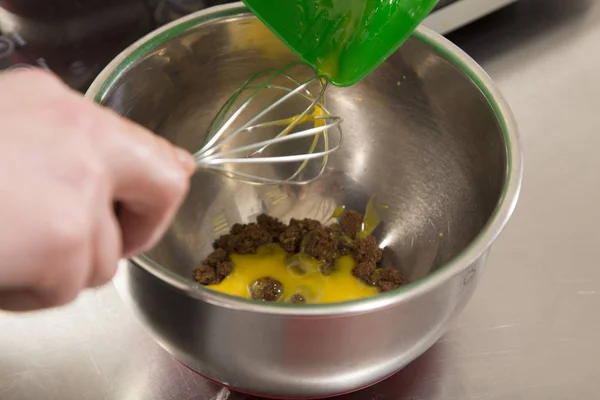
[179,359,401,399]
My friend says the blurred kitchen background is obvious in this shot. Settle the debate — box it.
[0,0,519,91]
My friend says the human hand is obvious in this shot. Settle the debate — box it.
[0,69,194,311]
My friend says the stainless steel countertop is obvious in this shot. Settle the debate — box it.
[2,0,600,398]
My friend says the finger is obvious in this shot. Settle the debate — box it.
[0,183,93,310]
[0,289,48,312]
[88,196,122,287]
[0,69,66,105]
[90,108,194,256]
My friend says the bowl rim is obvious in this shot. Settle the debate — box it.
[87,2,523,317]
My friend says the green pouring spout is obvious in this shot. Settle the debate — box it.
[242,0,439,87]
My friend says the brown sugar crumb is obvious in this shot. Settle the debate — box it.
[205,221,273,283]
[215,261,234,282]
[340,210,363,238]
[320,261,335,276]
[369,268,383,285]
[230,223,272,254]
[194,259,233,285]
[288,293,306,304]
[212,234,233,253]
[230,223,246,235]
[337,235,354,256]
[377,281,399,292]
[279,224,304,253]
[381,267,403,284]
[291,218,322,233]
[194,264,217,285]
[257,214,286,241]
[301,228,338,264]
[326,223,341,236]
[250,277,283,302]
[206,248,228,266]
[376,267,403,292]
[352,261,376,283]
[353,235,382,264]
[279,218,322,253]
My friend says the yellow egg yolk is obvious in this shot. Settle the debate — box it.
[359,195,382,238]
[263,104,327,130]
[207,245,378,304]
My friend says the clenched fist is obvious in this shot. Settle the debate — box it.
[0,69,194,311]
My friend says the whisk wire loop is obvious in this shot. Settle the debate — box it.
[193,62,343,185]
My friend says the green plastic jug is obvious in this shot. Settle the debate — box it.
[242,0,439,86]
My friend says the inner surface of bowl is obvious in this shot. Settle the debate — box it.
[100,13,506,288]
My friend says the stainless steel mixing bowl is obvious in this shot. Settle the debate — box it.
[86,3,522,398]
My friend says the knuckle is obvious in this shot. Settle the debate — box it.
[156,170,189,214]
[131,134,161,164]
[169,169,190,199]
[77,157,107,190]
[29,197,92,307]
[141,136,175,168]
[47,99,95,133]
[49,204,91,256]
[56,137,108,196]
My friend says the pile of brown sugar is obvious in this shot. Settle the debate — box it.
[194,211,404,300]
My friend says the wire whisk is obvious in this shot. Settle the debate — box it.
[193,62,343,185]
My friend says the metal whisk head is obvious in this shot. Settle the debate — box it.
[193,62,343,185]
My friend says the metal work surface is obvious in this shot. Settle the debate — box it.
[1,0,599,398]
